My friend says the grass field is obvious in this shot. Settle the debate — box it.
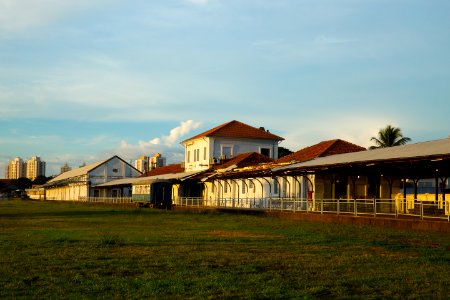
[1,199,449,299]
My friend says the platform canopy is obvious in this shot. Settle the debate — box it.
[273,138,450,179]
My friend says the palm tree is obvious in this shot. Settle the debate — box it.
[369,125,411,149]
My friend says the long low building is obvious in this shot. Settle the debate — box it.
[273,137,450,200]
[44,155,141,201]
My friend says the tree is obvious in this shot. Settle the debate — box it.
[32,175,51,185]
[369,125,411,149]
[12,177,32,190]
[278,146,293,158]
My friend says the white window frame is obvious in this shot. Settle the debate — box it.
[221,144,234,159]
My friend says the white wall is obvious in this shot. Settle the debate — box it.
[45,156,140,201]
[184,137,279,172]
[45,180,88,201]
[184,138,210,172]
[89,157,141,186]
[202,175,306,208]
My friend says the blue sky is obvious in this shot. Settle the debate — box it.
[1,0,450,177]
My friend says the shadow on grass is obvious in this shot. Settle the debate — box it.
[0,209,145,219]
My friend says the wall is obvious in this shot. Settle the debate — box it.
[45,181,88,201]
[184,138,210,172]
[184,137,279,172]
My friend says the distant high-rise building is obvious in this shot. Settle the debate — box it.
[6,157,26,179]
[26,156,46,180]
[134,153,167,174]
[150,153,166,170]
[60,163,72,174]
[134,156,150,174]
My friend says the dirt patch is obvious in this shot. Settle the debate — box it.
[208,230,282,239]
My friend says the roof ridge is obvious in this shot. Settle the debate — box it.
[182,120,284,143]
[318,139,340,157]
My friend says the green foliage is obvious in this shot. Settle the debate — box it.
[0,200,449,299]
[278,146,294,158]
[32,176,51,185]
[370,125,411,149]
[11,177,32,190]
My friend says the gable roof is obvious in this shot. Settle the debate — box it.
[47,159,107,184]
[215,152,274,170]
[276,139,366,164]
[274,138,450,172]
[140,164,184,177]
[46,155,141,185]
[182,120,284,144]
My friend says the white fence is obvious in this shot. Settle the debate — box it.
[78,196,133,204]
[177,197,450,222]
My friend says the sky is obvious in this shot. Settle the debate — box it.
[1,0,450,177]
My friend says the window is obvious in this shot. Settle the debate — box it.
[112,168,118,173]
[282,178,287,195]
[192,149,200,162]
[260,148,271,157]
[224,181,228,193]
[187,151,191,163]
[203,147,207,160]
[273,180,279,194]
[249,180,254,189]
[242,180,246,194]
[222,146,232,159]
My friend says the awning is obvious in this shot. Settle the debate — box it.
[133,170,208,185]
[93,177,141,187]
[274,138,450,173]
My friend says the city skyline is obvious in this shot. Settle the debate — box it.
[1,1,450,177]
[4,155,46,180]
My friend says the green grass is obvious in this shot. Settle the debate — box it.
[0,199,449,299]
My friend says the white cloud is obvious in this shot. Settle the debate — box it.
[115,120,201,163]
[0,0,98,38]
[163,120,201,146]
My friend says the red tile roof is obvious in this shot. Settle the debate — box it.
[140,164,184,177]
[215,152,274,170]
[182,120,284,143]
[276,139,366,164]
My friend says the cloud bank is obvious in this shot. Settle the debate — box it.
[0,0,98,38]
[115,120,201,163]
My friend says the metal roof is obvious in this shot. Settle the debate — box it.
[134,170,207,185]
[93,177,141,187]
[47,159,107,183]
[274,138,450,172]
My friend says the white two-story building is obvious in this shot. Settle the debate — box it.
[181,120,284,172]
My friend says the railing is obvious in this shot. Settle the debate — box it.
[177,197,270,209]
[78,196,133,204]
[177,197,450,222]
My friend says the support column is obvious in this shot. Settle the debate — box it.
[403,178,407,199]
[435,176,439,201]
[441,177,447,201]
